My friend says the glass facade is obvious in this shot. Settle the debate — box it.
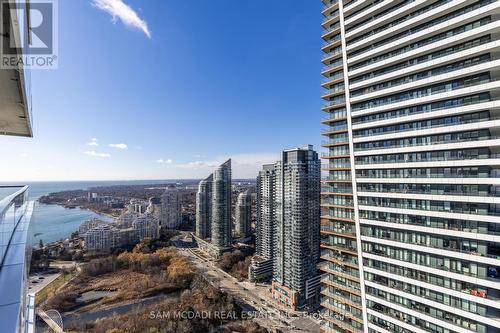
[320,0,500,332]
[0,186,35,333]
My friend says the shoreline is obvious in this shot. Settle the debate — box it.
[37,200,119,220]
[32,202,117,246]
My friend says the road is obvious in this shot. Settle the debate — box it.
[28,272,61,294]
[171,233,320,333]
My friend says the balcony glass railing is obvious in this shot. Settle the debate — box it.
[323,175,352,181]
[322,152,349,159]
[356,152,500,166]
[321,251,359,265]
[322,198,354,207]
[322,186,353,194]
[322,34,342,47]
[323,163,351,170]
[363,231,500,260]
[319,265,360,282]
[356,168,494,179]
[365,262,497,301]
[323,208,355,220]
[360,211,500,237]
[359,196,500,216]
[322,138,349,145]
[323,85,345,96]
[323,97,346,107]
[0,186,29,266]
[321,299,363,321]
[322,71,344,83]
[354,135,500,152]
[322,47,342,60]
[322,10,340,23]
[322,274,361,291]
[321,111,347,123]
[321,123,348,134]
[0,185,33,333]
[321,287,360,307]
[321,226,356,237]
[322,0,339,10]
[322,22,341,36]
[321,59,343,73]
[357,186,498,197]
[364,246,500,281]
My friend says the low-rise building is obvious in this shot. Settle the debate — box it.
[87,192,114,203]
[79,218,107,235]
[118,228,139,246]
[82,208,160,252]
[84,225,120,252]
[116,211,139,228]
[248,255,273,282]
[132,214,159,240]
[128,199,149,214]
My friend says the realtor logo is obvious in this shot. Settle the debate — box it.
[1,0,58,69]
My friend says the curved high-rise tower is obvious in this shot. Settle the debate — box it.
[195,175,213,239]
[235,190,252,238]
[211,159,232,248]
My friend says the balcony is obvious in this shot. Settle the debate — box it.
[321,215,355,224]
[322,0,339,15]
[322,22,341,39]
[321,113,347,124]
[321,124,348,135]
[322,35,342,50]
[320,287,362,309]
[322,175,352,182]
[321,228,357,240]
[321,252,359,268]
[322,198,354,208]
[0,186,35,333]
[322,98,346,110]
[322,186,353,195]
[321,275,361,296]
[0,2,33,137]
[321,60,343,75]
[321,243,358,256]
[321,71,344,84]
[322,87,345,100]
[322,161,351,169]
[322,47,342,61]
[322,11,340,26]
[321,153,350,160]
[319,264,360,283]
[321,118,347,126]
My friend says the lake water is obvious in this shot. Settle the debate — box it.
[1,180,175,245]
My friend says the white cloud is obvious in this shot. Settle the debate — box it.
[157,159,173,164]
[87,138,99,146]
[173,153,279,178]
[84,150,111,158]
[109,143,128,150]
[91,0,151,38]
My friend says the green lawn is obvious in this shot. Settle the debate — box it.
[35,271,74,306]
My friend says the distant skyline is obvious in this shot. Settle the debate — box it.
[0,0,323,181]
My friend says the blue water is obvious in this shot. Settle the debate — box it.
[2,180,174,245]
[32,203,114,245]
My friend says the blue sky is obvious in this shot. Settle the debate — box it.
[1,0,324,181]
